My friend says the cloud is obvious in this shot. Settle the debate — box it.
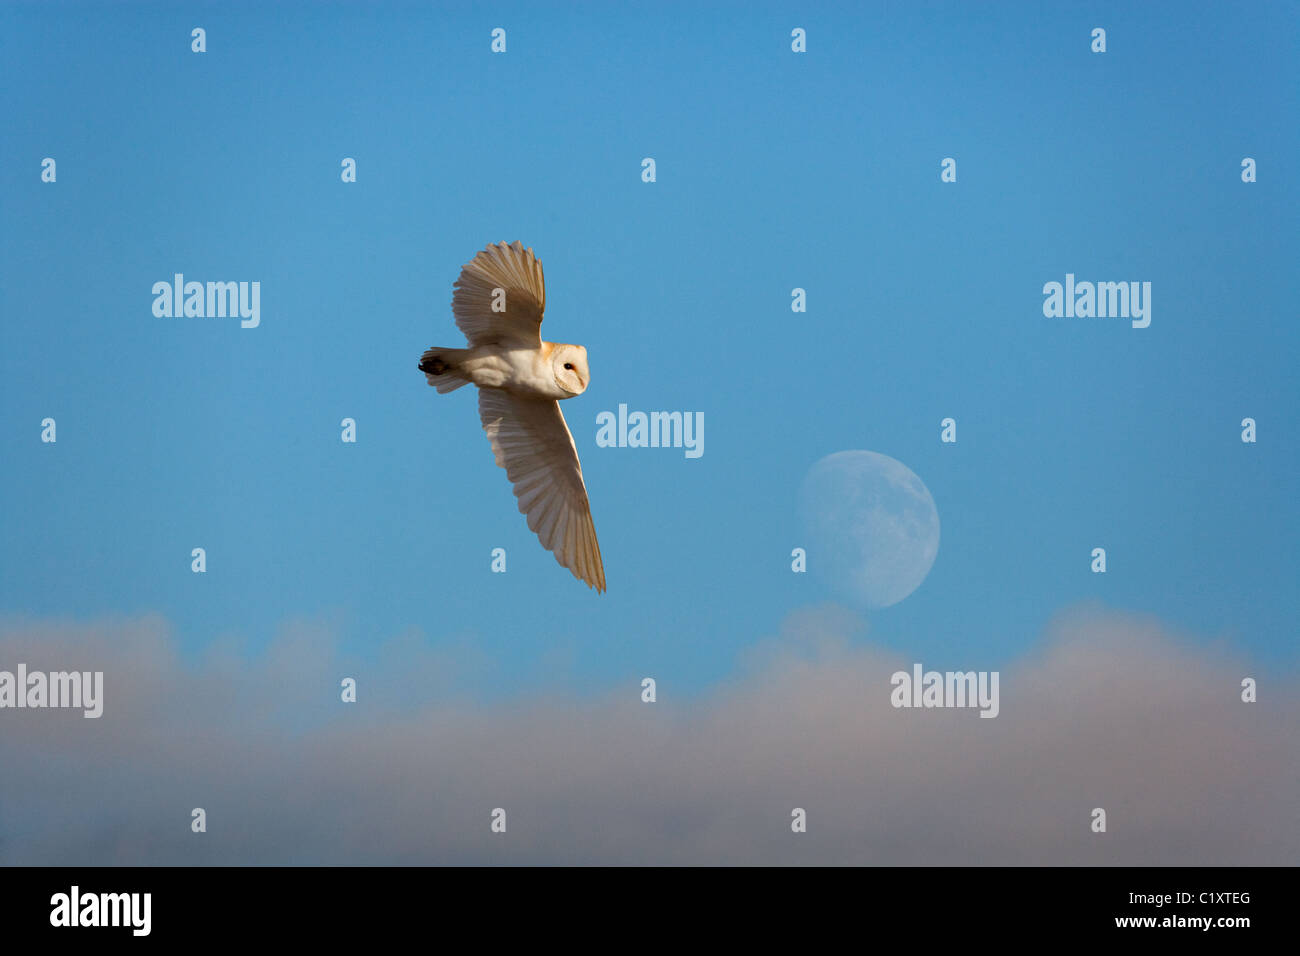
[0,604,1294,865]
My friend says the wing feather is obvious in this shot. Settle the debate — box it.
[453,241,546,348]
[478,387,606,592]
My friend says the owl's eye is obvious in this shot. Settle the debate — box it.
[563,363,574,370]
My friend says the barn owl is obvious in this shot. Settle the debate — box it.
[419,241,606,592]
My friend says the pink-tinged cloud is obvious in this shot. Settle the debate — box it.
[0,603,1294,865]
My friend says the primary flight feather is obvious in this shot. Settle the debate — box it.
[419,241,606,592]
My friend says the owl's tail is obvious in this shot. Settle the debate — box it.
[419,347,471,393]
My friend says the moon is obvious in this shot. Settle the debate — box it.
[797,450,940,609]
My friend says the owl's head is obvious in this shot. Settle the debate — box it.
[551,344,590,396]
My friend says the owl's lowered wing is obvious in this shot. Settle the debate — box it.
[478,387,605,592]
[452,241,546,348]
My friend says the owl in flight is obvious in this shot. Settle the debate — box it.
[419,241,605,592]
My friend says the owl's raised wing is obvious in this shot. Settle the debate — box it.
[452,241,545,348]
[478,387,605,592]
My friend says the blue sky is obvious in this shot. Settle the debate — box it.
[2,0,1296,702]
